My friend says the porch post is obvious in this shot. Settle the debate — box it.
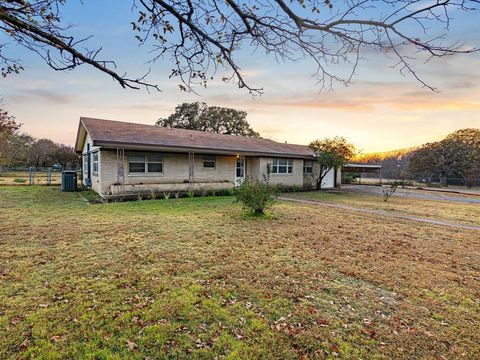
[188,152,195,190]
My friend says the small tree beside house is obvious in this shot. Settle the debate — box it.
[309,137,356,190]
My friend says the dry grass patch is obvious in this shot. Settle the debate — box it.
[1,186,479,359]
[285,189,480,226]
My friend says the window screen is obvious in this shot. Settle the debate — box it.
[203,155,216,168]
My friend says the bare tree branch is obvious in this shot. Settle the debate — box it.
[1,0,479,94]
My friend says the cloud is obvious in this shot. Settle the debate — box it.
[9,89,75,104]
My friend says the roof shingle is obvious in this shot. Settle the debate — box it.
[78,117,314,158]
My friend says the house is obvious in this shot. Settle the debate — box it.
[74,117,340,198]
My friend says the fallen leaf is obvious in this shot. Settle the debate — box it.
[126,339,138,350]
[51,335,66,342]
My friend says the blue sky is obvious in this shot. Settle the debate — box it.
[1,0,479,153]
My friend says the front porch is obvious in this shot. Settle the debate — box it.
[109,180,233,197]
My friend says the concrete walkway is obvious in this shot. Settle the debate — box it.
[279,196,480,231]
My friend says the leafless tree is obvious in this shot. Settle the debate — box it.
[1,0,478,94]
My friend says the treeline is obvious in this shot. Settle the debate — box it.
[409,129,480,186]
[0,107,79,169]
[356,128,480,186]
[354,148,415,180]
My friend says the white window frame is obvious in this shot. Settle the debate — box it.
[303,160,313,174]
[272,159,293,174]
[92,152,99,176]
[127,152,164,175]
[203,155,216,169]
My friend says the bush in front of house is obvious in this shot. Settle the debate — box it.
[234,177,278,215]
[342,174,356,184]
[275,184,303,193]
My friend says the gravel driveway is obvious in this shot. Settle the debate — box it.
[341,185,480,204]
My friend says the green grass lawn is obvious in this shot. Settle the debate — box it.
[283,189,480,226]
[1,186,479,359]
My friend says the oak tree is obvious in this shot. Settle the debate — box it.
[409,129,480,186]
[156,102,259,137]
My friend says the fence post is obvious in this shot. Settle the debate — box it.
[29,167,33,185]
[47,169,52,186]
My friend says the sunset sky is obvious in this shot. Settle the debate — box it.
[1,1,479,153]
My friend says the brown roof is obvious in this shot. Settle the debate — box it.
[76,117,314,158]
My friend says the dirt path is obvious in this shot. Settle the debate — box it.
[342,185,480,204]
[279,196,480,231]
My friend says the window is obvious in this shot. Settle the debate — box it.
[303,160,313,174]
[92,152,99,175]
[203,155,216,169]
[128,152,145,173]
[147,153,163,173]
[128,152,163,174]
[272,159,293,174]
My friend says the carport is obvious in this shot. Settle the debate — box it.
[342,163,382,184]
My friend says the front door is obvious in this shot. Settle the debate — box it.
[235,156,245,186]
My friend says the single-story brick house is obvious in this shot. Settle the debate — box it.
[74,117,340,198]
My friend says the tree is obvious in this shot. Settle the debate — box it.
[0,105,22,167]
[446,129,480,148]
[156,102,259,137]
[408,143,439,183]
[309,137,356,190]
[27,138,79,168]
[0,102,80,168]
[1,1,478,94]
[53,143,79,168]
[446,129,480,182]
[3,133,34,167]
[354,148,414,180]
[0,106,20,134]
[409,129,479,186]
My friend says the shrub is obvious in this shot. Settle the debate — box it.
[215,188,236,196]
[276,185,303,193]
[382,183,397,202]
[343,174,355,184]
[234,177,278,215]
[14,178,26,183]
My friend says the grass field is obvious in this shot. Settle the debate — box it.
[283,189,480,226]
[0,171,62,185]
[1,186,479,359]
